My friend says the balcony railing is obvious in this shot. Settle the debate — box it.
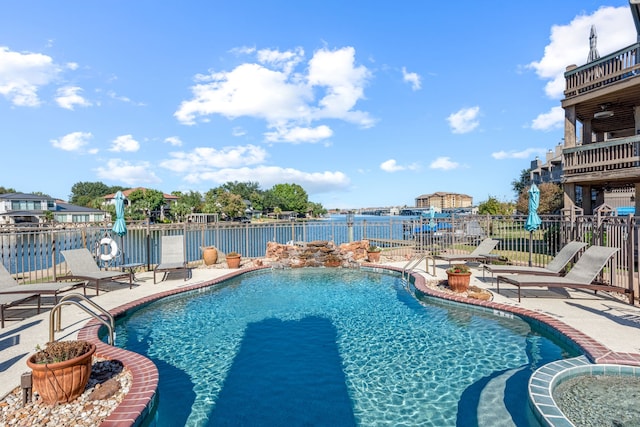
[563,136,640,180]
[564,42,640,98]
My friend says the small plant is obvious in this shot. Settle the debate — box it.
[226,251,240,257]
[32,340,93,364]
[447,264,470,274]
[368,245,381,252]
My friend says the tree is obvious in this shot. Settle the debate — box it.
[269,183,308,214]
[511,169,531,198]
[69,182,125,206]
[515,183,563,214]
[127,188,166,220]
[477,196,514,216]
[307,202,327,218]
[0,186,17,194]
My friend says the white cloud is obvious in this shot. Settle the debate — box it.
[159,144,268,173]
[380,159,420,172]
[174,46,374,136]
[164,136,183,147]
[402,67,421,90]
[184,165,350,194]
[430,156,460,170]
[264,125,333,143]
[95,159,161,185]
[491,148,547,160]
[528,6,635,99]
[55,86,91,110]
[232,127,247,137]
[51,131,92,151]
[109,134,140,152]
[531,106,564,131]
[447,106,480,134]
[0,46,61,106]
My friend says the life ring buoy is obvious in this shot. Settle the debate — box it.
[97,237,119,261]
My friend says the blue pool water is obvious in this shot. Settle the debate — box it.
[115,269,579,427]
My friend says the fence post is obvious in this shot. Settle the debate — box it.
[627,214,636,302]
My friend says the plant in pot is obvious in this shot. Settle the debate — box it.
[367,245,382,263]
[226,251,241,268]
[446,264,472,293]
[26,340,96,404]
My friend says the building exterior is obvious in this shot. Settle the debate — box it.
[103,188,179,221]
[0,193,105,225]
[560,1,640,215]
[415,192,473,210]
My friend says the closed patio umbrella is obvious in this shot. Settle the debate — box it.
[112,191,127,262]
[524,184,542,266]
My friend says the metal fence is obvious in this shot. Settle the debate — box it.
[1,214,637,303]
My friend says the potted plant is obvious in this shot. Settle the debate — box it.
[226,251,241,268]
[26,340,96,404]
[446,264,472,293]
[202,246,218,265]
[367,245,382,263]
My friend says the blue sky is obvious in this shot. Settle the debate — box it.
[0,1,637,209]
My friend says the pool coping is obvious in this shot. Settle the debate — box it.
[77,265,640,426]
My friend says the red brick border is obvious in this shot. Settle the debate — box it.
[77,266,640,426]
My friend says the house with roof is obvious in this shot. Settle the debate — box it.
[559,1,640,215]
[103,188,179,221]
[0,193,106,225]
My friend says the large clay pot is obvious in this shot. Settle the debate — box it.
[367,251,381,263]
[226,254,241,268]
[27,343,96,404]
[447,272,471,293]
[203,247,218,265]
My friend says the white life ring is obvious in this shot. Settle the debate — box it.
[97,237,119,261]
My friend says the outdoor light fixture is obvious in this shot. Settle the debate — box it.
[594,104,614,119]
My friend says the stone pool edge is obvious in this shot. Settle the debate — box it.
[78,265,640,427]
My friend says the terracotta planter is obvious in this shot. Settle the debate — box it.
[27,343,96,404]
[226,255,241,268]
[367,251,381,262]
[447,272,471,293]
[203,247,218,265]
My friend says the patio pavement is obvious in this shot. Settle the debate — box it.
[1,260,639,402]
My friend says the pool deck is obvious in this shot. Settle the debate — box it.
[1,260,640,425]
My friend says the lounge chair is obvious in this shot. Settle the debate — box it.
[496,245,634,304]
[59,248,132,295]
[154,235,190,284]
[0,264,85,327]
[482,241,588,282]
[0,293,40,328]
[427,238,500,276]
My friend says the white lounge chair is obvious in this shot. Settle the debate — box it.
[496,245,634,304]
[482,241,588,281]
[154,235,190,284]
[60,248,132,295]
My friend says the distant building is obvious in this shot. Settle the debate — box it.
[0,193,105,225]
[415,192,472,209]
[103,187,179,221]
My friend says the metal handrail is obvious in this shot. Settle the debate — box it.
[401,254,427,282]
[49,293,115,345]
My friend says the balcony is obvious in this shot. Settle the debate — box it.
[564,42,640,98]
[563,136,640,184]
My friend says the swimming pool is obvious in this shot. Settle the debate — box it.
[114,268,580,426]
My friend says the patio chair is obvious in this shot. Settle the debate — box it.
[427,238,500,276]
[482,241,588,282]
[0,293,40,328]
[59,248,132,295]
[496,245,634,304]
[0,263,86,301]
[154,235,190,284]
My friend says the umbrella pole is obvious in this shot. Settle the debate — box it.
[528,231,533,267]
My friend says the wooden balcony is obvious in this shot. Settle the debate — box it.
[563,136,640,184]
[564,42,640,98]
